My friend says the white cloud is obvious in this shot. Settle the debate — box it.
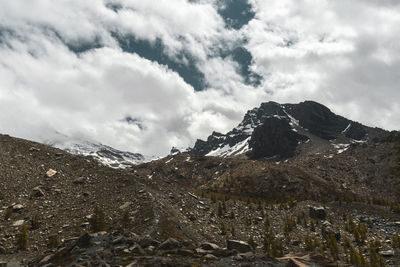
[246,0,400,130]
[0,0,399,157]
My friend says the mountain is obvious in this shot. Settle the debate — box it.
[191,101,390,161]
[45,134,151,168]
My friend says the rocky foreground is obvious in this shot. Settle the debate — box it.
[0,133,400,266]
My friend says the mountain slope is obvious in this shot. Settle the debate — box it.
[0,130,399,266]
[191,101,389,161]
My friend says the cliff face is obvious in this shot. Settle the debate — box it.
[248,116,308,160]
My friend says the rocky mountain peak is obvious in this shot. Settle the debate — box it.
[190,100,389,161]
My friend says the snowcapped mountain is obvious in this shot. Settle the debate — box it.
[190,101,390,161]
[45,134,152,168]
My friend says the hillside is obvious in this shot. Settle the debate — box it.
[0,130,400,266]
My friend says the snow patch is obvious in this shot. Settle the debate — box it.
[341,123,351,134]
[206,137,251,157]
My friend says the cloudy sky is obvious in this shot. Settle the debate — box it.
[0,0,399,156]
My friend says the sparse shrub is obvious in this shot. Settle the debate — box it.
[47,235,60,249]
[220,220,226,235]
[284,216,296,233]
[390,202,400,213]
[4,207,12,220]
[73,223,82,237]
[248,236,257,250]
[30,214,41,230]
[346,244,361,265]
[264,216,270,231]
[310,220,316,232]
[264,231,283,258]
[246,216,252,226]
[16,225,28,250]
[304,234,321,252]
[229,210,235,219]
[121,210,130,228]
[217,202,223,217]
[392,233,400,248]
[89,206,106,232]
[211,194,216,203]
[231,226,235,236]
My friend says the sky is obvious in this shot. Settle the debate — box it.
[0,0,399,156]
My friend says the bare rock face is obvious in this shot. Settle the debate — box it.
[249,117,308,160]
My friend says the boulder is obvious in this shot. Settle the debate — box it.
[203,254,218,260]
[176,249,195,257]
[46,169,57,178]
[309,206,326,220]
[119,202,132,210]
[130,244,145,255]
[76,233,92,248]
[139,238,160,248]
[13,220,25,227]
[32,186,45,197]
[73,177,86,184]
[200,242,220,251]
[380,250,394,257]
[125,261,138,267]
[12,204,24,212]
[226,240,253,253]
[158,238,182,250]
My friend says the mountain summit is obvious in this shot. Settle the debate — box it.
[190,101,389,161]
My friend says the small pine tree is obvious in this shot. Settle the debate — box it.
[89,206,106,232]
[271,239,283,258]
[326,233,339,260]
[16,225,28,250]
